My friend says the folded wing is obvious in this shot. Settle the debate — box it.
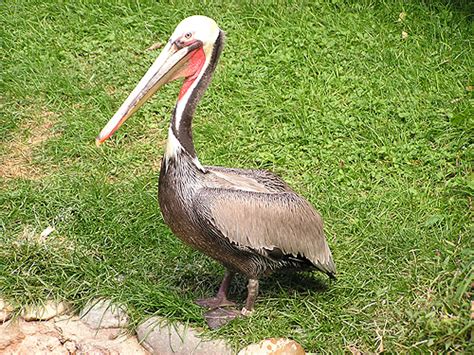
[193,188,336,275]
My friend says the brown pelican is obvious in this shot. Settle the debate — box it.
[96,16,335,328]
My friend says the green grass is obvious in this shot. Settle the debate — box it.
[1,0,473,352]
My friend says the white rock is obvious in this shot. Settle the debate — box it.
[1,320,65,354]
[0,316,148,354]
[0,299,14,323]
[238,338,306,355]
[0,321,24,352]
[21,300,68,321]
[136,316,232,355]
[80,299,129,329]
[56,315,148,354]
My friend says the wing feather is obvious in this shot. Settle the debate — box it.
[193,188,336,275]
[204,166,294,193]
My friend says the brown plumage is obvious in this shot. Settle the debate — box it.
[97,16,335,328]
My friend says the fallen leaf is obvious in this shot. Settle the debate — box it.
[348,345,362,355]
[40,226,55,239]
[146,42,164,51]
[402,31,409,39]
[398,12,406,22]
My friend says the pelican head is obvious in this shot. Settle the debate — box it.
[96,16,221,145]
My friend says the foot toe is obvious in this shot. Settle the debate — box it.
[204,307,241,329]
[195,297,236,309]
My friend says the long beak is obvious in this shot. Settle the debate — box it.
[96,41,200,146]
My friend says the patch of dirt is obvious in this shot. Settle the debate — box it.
[0,110,59,180]
[13,224,75,253]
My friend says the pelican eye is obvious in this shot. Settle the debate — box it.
[184,32,193,40]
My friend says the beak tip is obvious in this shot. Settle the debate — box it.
[95,136,103,147]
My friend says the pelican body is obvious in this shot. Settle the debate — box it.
[97,16,335,327]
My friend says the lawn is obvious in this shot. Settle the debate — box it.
[1,0,473,352]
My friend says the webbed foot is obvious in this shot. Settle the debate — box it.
[204,307,242,329]
[195,296,236,309]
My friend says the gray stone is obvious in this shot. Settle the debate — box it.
[136,316,232,355]
[79,299,129,329]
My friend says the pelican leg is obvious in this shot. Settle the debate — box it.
[202,277,259,329]
[241,278,259,316]
[195,270,236,309]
